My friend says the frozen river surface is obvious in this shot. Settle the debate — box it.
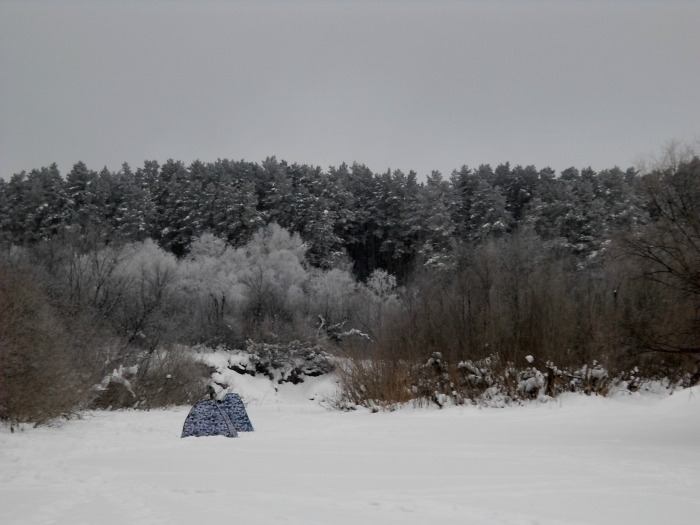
[1,381,699,525]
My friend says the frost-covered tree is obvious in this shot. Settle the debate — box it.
[177,224,311,325]
[305,268,357,327]
[232,223,309,321]
[353,268,402,339]
[111,239,182,350]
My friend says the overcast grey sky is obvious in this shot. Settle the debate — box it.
[1,0,699,180]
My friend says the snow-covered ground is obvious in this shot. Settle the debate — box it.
[1,376,699,525]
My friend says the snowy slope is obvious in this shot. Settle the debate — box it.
[1,376,699,525]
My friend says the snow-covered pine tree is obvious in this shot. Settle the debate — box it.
[4,164,70,243]
[450,164,511,244]
[111,163,155,242]
[65,161,109,238]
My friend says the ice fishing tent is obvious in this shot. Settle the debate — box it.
[220,393,254,432]
[181,399,238,438]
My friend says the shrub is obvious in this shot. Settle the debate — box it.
[336,350,685,410]
[0,266,99,424]
[91,345,210,410]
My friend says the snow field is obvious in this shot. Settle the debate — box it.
[1,379,699,525]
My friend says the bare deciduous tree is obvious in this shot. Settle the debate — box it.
[620,154,700,356]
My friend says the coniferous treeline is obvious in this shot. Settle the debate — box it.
[0,157,646,279]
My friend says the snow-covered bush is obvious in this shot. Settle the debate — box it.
[201,341,335,389]
[230,340,334,384]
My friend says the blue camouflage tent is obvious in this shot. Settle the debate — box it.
[220,393,254,432]
[181,399,238,438]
